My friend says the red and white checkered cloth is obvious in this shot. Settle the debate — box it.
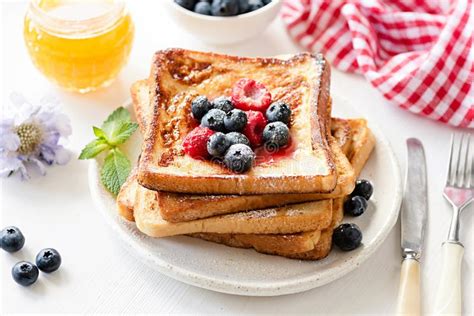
[281,0,474,128]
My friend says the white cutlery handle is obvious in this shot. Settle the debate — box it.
[434,242,464,315]
[396,258,420,316]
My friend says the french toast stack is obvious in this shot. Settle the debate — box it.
[117,49,375,260]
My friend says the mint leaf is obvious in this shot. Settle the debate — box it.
[100,148,131,195]
[102,107,131,137]
[93,126,107,139]
[78,139,110,160]
[108,122,139,146]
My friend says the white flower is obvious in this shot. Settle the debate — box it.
[0,93,72,179]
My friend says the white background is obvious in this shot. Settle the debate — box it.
[1,1,472,314]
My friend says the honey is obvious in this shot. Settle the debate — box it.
[24,0,134,93]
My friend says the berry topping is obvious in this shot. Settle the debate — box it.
[212,97,234,113]
[36,248,62,273]
[224,144,255,173]
[12,261,39,287]
[224,109,247,132]
[243,110,267,147]
[211,0,239,16]
[262,121,290,151]
[0,226,25,253]
[207,132,231,157]
[238,0,250,13]
[201,109,227,132]
[226,132,250,147]
[266,101,291,124]
[248,0,265,11]
[344,196,368,217]
[191,95,212,121]
[183,126,215,159]
[351,179,373,200]
[333,223,363,251]
[231,78,272,111]
[174,0,197,10]
[194,1,212,15]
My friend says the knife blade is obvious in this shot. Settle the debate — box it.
[396,138,428,315]
[401,138,428,259]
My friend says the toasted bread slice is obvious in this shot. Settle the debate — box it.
[137,49,336,195]
[131,79,355,222]
[189,230,322,256]
[134,184,333,237]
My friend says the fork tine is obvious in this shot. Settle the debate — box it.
[447,134,455,185]
[465,134,473,188]
[455,134,465,187]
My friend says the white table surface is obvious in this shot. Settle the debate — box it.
[1,1,472,314]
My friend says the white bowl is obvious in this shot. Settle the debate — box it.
[165,0,283,45]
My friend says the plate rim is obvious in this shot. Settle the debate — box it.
[88,97,402,296]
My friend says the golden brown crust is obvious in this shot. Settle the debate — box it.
[134,185,333,237]
[189,230,321,255]
[137,49,336,195]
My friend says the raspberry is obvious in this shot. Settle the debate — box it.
[243,110,267,148]
[183,126,215,159]
[231,78,272,112]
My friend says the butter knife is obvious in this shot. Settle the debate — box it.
[396,138,428,315]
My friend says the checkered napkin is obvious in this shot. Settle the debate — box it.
[281,0,473,128]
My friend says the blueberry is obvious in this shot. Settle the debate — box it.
[211,0,239,16]
[238,0,250,13]
[192,96,212,121]
[226,132,250,147]
[266,101,291,124]
[248,0,264,11]
[351,179,373,200]
[224,109,247,132]
[263,0,271,4]
[12,261,39,286]
[36,248,62,273]
[174,0,197,10]
[262,122,290,150]
[344,196,368,217]
[224,144,255,173]
[201,109,226,132]
[212,97,234,113]
[194,1,212,15]
[207,132,231,157]
[1,226,25,253]
[333,223,363,251]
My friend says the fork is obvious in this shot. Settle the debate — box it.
[434,133,473,315]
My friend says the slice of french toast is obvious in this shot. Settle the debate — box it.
[131,79,355,222]
[134,183,333,237]
[137,49,336,195]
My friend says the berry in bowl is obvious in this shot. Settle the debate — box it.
[166,0,282,45]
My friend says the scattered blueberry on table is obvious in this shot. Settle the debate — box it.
[36,248,62,273]
[0,226,25,253]
[2,226,62,286]
[12,261,39,287]
[175,0,272,16]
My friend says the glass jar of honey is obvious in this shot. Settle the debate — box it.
[24,0,134,93]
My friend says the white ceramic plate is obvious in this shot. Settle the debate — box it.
[88,94,402,296]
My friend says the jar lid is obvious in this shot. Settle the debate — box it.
[27,0,126,38]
